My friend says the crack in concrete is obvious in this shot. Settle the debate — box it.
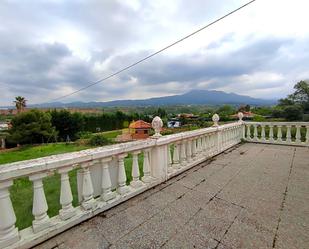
[272,147,296,248]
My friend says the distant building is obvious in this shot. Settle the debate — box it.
[167,120,181,128]
[116,120,152,142]
[0,122,9,131]
[231,111,255,119]
[129,120,152,139]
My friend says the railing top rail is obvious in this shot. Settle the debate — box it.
[244,121,309,126]
[0,122,242,181]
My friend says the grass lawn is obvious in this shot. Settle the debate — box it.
[0,143,143,230]
[95,129,122,139]
[0,143,93,165]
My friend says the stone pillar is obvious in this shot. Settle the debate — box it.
[81,162,97,210]
[101,157,116,201]
[117,154,130,195]
[172,142,181,169]
[180,140,187,166]
[286,125,292,143]
[58,166,76,220]
[0,180,19,248]
[130,151,144,188]
[29,173,51,233]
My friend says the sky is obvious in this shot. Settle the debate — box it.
[1,0,309,106]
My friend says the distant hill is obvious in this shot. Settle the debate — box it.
[3,90,276,109]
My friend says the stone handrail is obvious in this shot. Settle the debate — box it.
[0,115,243,249]
[244,121,309,146]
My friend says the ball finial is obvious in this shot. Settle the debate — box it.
[152,116,163,138]
[237,112,244,122]
[212,113,220,127]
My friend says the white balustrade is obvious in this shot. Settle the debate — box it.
[81,162,97,210]
[101,157,116,201]
[142,149,152,183]
[295,125,301,144]
[5,115,304,249]
[180,141,187,166]
[29,173,51,233]
[261,125,266,141]
[243,121,309,146]
[58,166,76,220]
[0,181,19,247]
[277,126,282,142]
[269,125,274,142]
[286,125,292,143]
[117,154,130,195]
[306,126,309,145]
[186,139,192,162]
[172,142,181,169]
[246,124,251,140]
[130,151,144,189]
[167,145,173,172]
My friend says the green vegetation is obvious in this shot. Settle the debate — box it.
[0,143,92,165]
[8,110,57,145]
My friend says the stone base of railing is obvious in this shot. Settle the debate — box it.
[245,139,309,147]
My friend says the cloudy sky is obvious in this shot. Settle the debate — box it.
[1,0,309,106]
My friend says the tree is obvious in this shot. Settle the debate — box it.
[14,96,27,113]
[283,105,303,121]
[9,110,57,144]
[289,80,309,105]
[50,110,85,141]
[279,80,309,111]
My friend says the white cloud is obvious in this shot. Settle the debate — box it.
[1,0,309,105]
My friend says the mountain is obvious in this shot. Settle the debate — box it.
[6,90,276,108]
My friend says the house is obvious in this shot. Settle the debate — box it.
[129,120,152,139]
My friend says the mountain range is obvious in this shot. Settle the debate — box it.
[4,90,276,108]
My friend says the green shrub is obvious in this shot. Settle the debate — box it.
[88,135,111,146]
[252,115,266,122]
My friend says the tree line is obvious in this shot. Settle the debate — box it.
[7,110,151,145]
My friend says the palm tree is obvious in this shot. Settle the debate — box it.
[14,96,27,113]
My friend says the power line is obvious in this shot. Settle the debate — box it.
[46,0,257,103]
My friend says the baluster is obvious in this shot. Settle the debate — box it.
[277,125,282,142]
[295,125,301,144]
[210,134,215,155]
[253,124,258,141]
[180,140,187,166]
[202,136,207,154]
[205,134,209,156]
[142,149,153,183]
[286,125,292,143]
[305,126,309,145]
[246,125,251,140]
[130,151,144,188]
[172,142,181,168]
[261,125,266,141]
[186,139,192,162]
[195,137,199,153]
[58,166,76,220]
[81,162,97,210]
[192,138,197,158]
[101,157,116,201]
[117,154,130,194]
[0,180,19,247]
[167,144,173,172]
[269,125,274,142]
[29,173,51,233]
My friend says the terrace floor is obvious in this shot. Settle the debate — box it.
[35,143,309,249]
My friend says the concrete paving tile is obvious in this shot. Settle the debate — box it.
[161,231,218,249]
[221,216,273,249]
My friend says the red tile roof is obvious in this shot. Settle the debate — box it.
[129,120,151,129]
